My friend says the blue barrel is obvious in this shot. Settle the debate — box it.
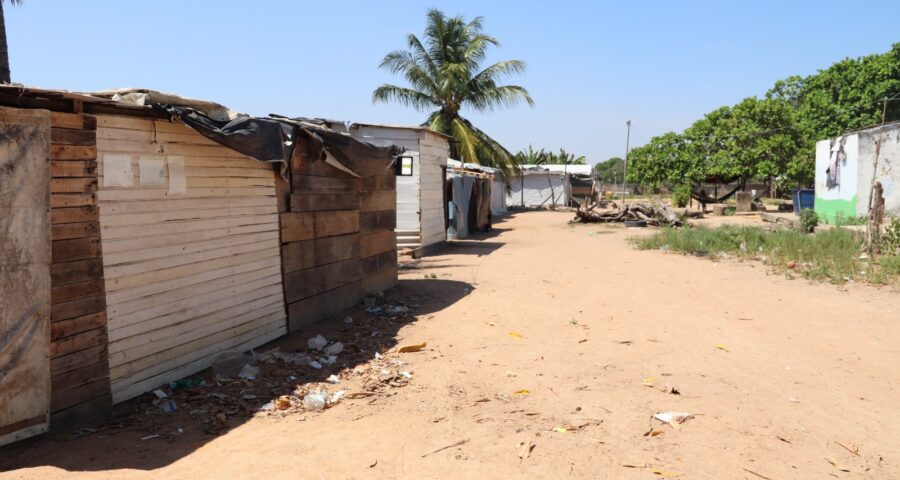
[792,189,815,212]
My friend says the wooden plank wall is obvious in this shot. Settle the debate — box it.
[0,107,52,445]
[47,112,113,427]
[94,115,286,403]
[281,140,398,332]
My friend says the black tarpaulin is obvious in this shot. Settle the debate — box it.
[270,116,402,177]
[160,106,296,167]
[158,106,400,180]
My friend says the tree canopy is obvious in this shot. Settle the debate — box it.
[593,157,625,182]
[373,9,533,176]
[627,43,900,191]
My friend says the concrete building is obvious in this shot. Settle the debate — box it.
[815,122,900,223]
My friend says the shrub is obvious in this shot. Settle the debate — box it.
[799,209,819,233]
[879,218,900,255]
[671,184,691,208]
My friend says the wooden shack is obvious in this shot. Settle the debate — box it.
[317,121,450,255]
[0,86,399,441]
[278,133,398,332]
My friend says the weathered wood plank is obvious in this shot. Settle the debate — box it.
[50,258,104,286]
[292,174,359,192]
[52,237,102,264]
[49,378,109,413]
[51,221,100,241]
[50,327,106,358]
[287,281,361,332]
[51,178,98,193]
[51,160,97,178]
[283,258,361,303]
[358,174,396,191]
[51,278,105,305]
[50,361,108,394]
[51,128,96,146]
[50,295,106,323]
[360,211,396,232]
[359,190,396,212]
[50,344,107,377]
[51,112,97,131]
[314,210,359,238]
[361,250,396,276]
[50,311,106,341]
[51,145,97,160]
[281,233,360,273]
[51,206,99,225]
[290,193,358,212]
[280,212,315,242]
[50,192,96,208]
[360,230,396,258]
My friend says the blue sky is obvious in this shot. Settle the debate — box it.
[6,1,898,164]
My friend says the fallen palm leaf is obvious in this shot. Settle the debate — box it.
[508,332,523,339]
[715,344,730,352]
[397,342,427,353]
[513,389,530,396]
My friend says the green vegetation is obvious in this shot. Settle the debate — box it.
[514,145,586,165]
[634,225,900,285]
[880,218,900,255]
[373,9,533,176]
[594,157,625,183]
[833,212,868,226]
[798,209,819,233]
[671,184,692,208]
[627,44,900,191]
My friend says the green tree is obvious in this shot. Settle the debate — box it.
[626,132,694,189]
[627,43,900,190]
[373,9,534,176]
[0,0,23,84]
[594,157,625,182]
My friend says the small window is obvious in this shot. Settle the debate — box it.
[397,156,414,176]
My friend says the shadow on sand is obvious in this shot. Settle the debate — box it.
[0,278,472,474]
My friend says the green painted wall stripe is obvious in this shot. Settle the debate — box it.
[814,195,857,224]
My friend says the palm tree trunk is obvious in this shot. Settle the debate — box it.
[0,2,10,84]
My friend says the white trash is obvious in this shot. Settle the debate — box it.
[324,342,344,356]
[303,392,327,411]
[326,374,340,384]
[307,334,328,350]
[237,364,259,380]
[653,411,694,424]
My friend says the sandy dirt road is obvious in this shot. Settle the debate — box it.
[3,211,899,479]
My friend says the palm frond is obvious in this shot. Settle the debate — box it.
[372,84,437,111]
[465,85,534,112]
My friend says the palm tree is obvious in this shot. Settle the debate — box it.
[373,9,533,176]
[514,145,550,165]
[555,148,587,165]
[0,0,21,84]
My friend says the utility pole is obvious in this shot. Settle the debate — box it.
[621,120,632,202]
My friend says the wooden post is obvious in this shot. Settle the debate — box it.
[865,97,889,255]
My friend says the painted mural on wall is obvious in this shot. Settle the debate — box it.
[815,134,858,223]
